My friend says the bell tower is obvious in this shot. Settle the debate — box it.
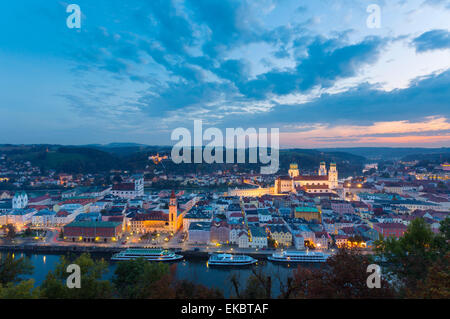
[328,163,338,189]
[169,190,177,233]
[288,163,299,178]
[318,162,327,176]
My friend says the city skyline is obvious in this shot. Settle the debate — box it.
[1,0,450,147]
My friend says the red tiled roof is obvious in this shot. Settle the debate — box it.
[294,175,328,181]
[59,198,96,205]
[303,185,329,189]
[28,205,51,211]
[29,195,51,203]
[374,223,407,230]
[133,211,168,221]
[112,183,135,191]
[56,210,70,217]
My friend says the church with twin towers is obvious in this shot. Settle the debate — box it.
[228,161,339,197]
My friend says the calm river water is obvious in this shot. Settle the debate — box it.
[2,252,324,297]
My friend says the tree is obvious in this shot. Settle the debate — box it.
[439,216,450,242]
[172,280,224,299]
[112,175,122,184]
[408,252,450,298]
[39,253,113,299]
[0,279,40,299]
[0,253,33,285]
[230,269,272,299]
[24,228,33,237]
[375,218,449,294]
[267,237,276,248]
[5,224,16,240]
[0,254,37,299]
[113,258,170,298]
[281,248,394,299]
[147,264,223,299]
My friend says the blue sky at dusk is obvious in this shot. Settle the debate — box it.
[1,0,449,147]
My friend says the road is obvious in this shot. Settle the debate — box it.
[2,229,374,256]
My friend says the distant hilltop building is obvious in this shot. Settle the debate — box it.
[149,153,168,164]
[440,162,450,171]
[228,162,338,197]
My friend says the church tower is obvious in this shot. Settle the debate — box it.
[288,163,299,178]
[12,191,28,209]
[169,190,177,233]
[328,163,338,189]
[318,161,327,176]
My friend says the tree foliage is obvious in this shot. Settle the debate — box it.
[5,224,16,240]
[0,279,40,299]
[0,253,33,285]
[39,253,114,299]
[146,264,223,299]
[230,268,272,299]
[281,248,394,299]
[375,218,449,295]
[113,258,169,298]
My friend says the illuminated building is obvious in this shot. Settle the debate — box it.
[63,221,123,242]
[288,163,299,178]
[295,206,322,222]
[228,162,339,197]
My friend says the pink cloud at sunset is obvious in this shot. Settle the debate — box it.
[280,117,450,148]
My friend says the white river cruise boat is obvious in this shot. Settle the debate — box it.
[207,253,257,266]
[111,248,183,262]
[268,250,329,263]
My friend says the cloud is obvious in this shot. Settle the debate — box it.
[422,0,450,10]
[280,116,450,147]
[216,68,450,128]
[236,36,386,99]
[412,29,450,52]
[5,0,449,146]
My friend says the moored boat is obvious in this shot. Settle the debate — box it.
[111,248,183,261]
[268,250,329,263]
[207,253,257,266]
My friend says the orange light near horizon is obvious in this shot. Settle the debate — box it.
[279,117,450,147]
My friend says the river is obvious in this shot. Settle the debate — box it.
[2,251,324,297]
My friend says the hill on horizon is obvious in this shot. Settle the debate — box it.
[0,144,366,176]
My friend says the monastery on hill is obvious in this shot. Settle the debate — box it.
[227,162,338,197]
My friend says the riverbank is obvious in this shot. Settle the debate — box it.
[0,244,272,259]
[0,243,374,260]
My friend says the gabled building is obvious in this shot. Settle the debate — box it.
[267,225,292,247]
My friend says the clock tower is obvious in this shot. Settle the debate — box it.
[169,190,177,233]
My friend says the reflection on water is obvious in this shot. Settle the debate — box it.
[1,252,323,297]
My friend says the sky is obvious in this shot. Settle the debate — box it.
[0,0,449,148]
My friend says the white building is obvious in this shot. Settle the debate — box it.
[294,234,305,250]
[238,227,268,249]
[31,209,56,227]
[12,192,28,209]
[6,208,37,228]
[111,175,144,199]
